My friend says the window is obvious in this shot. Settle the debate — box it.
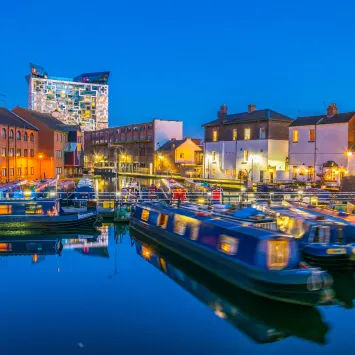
[267,240,290,270]
[56,133,59,142]
[16,131,21,140]
[179,153,184,159]
[1,148,5,157]
[157,214,169,229]
[259,127,266,139]
[24,167,28,175]
[244,128,251,140]
[219,235,239,255]
[1,129,6,139]
[16,149,21,157]
[232,169,236,176]
[212,130,218,142]
[244,150,249,162]
[225,169,230,175]
[9,129,14,139]
[31,167,34,175]
[309,129,315,142]
[174,215,187,235]
[17,168,21,176]
[30,149,34,157]
[60,134,63,142]
[30,133,34,142]
[24,149,28,157]
[141,209,149,221]
[9,168,14,176]
[232,129,237,141]
[9,148,14,157]
[56,150,62,158]
[24,132,28,141]
[312,226,331,244]
[1,168,6,177]
[292,130,298,143]
[212,168,216,174]
[212,151,216,161]
[56,167,62,175]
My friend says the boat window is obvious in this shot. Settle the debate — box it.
[0,243,12,252]
[337,227,344,244]
[174,215,187,236]
[25,204,44,215]
[190,225,199,240]
[218,234,239,255]
[267,239,290,270]
[313,226,330,243]
[157,214,169,229]
[141,209,149,221]
[159,257,167,273]
[0,205,12,215]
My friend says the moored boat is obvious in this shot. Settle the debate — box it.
[130,202,334,305]
[0,199,101,233]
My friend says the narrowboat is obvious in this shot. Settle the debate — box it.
[134,234,329,344]
[130,202,334,305]
[0,199,101,232]
[257,202,355,267]
[0,238,63,256]
[74,178,95,200]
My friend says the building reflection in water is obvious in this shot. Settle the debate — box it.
[132,231,329,345]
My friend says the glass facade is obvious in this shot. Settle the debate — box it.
[27,64,109,131]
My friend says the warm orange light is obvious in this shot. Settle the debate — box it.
[38,153,44,159]
[347,151,353,157]
[142,246,151,259]
[32,254,38,263]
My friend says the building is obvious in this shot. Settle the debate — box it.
[84,119,183,174]
[289,103,355,183]
[12,107,81,179]
[62,125,83,177]
[0,107,39,182]
[157,138,203,177]
[203,104,292,182]
[26,63,109,131]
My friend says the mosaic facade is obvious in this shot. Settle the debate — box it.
[27,64,109,132]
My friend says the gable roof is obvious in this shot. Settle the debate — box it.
[290,112,355,127]
[0,107,38,130]
[12,107,74,132]
[158,138,202,151]
[203,109,293,127]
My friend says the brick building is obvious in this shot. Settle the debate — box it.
[0,108,39,182]
[12,107,81,179]
[84,119,183,174]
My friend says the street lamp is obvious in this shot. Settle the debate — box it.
[38,153,44,179]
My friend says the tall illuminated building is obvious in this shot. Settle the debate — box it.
[26,64,109,131]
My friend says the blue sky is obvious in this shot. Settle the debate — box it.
[1,0,355,137]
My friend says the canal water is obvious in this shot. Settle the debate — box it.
[2,224,355,354]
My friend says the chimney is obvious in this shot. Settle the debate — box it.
[327,103,338,117]
[218,104,227,121]
[248,104,256,113]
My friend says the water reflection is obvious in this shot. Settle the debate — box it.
[132,231,329,345]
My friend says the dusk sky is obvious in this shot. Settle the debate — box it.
[1,0,355,137]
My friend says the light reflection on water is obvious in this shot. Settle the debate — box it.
[1,224,355,355]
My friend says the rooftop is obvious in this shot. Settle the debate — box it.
[0,107,38,130]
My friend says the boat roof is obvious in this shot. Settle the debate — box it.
[139,202,286,240]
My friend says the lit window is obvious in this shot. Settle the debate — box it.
[225,169,230,175]
[174,216,187,236]
[1,168,6,177]
[309,129,315,142]
[9,149,14,157]
[157,214,169,229]
[244,150,249,162]
[233,129,237,140]
[219,235,239,255]
[293,130,298,143]
[244,128,251,140]
[212,168,216,174]
[212,130,218,142]
[16,149,21,157]
[232,169,236,176]
[267,239,290,270]
[1,148,6,157]
[141,209,149,221]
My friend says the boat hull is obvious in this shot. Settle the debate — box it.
[130,218,333,306]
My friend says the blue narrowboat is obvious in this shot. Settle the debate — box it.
[130,202,334,305]
[134,236,329,344]
[257,203,355,267]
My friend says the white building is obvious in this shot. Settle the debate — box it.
[203,104,292,182]
[289,103,355,183]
